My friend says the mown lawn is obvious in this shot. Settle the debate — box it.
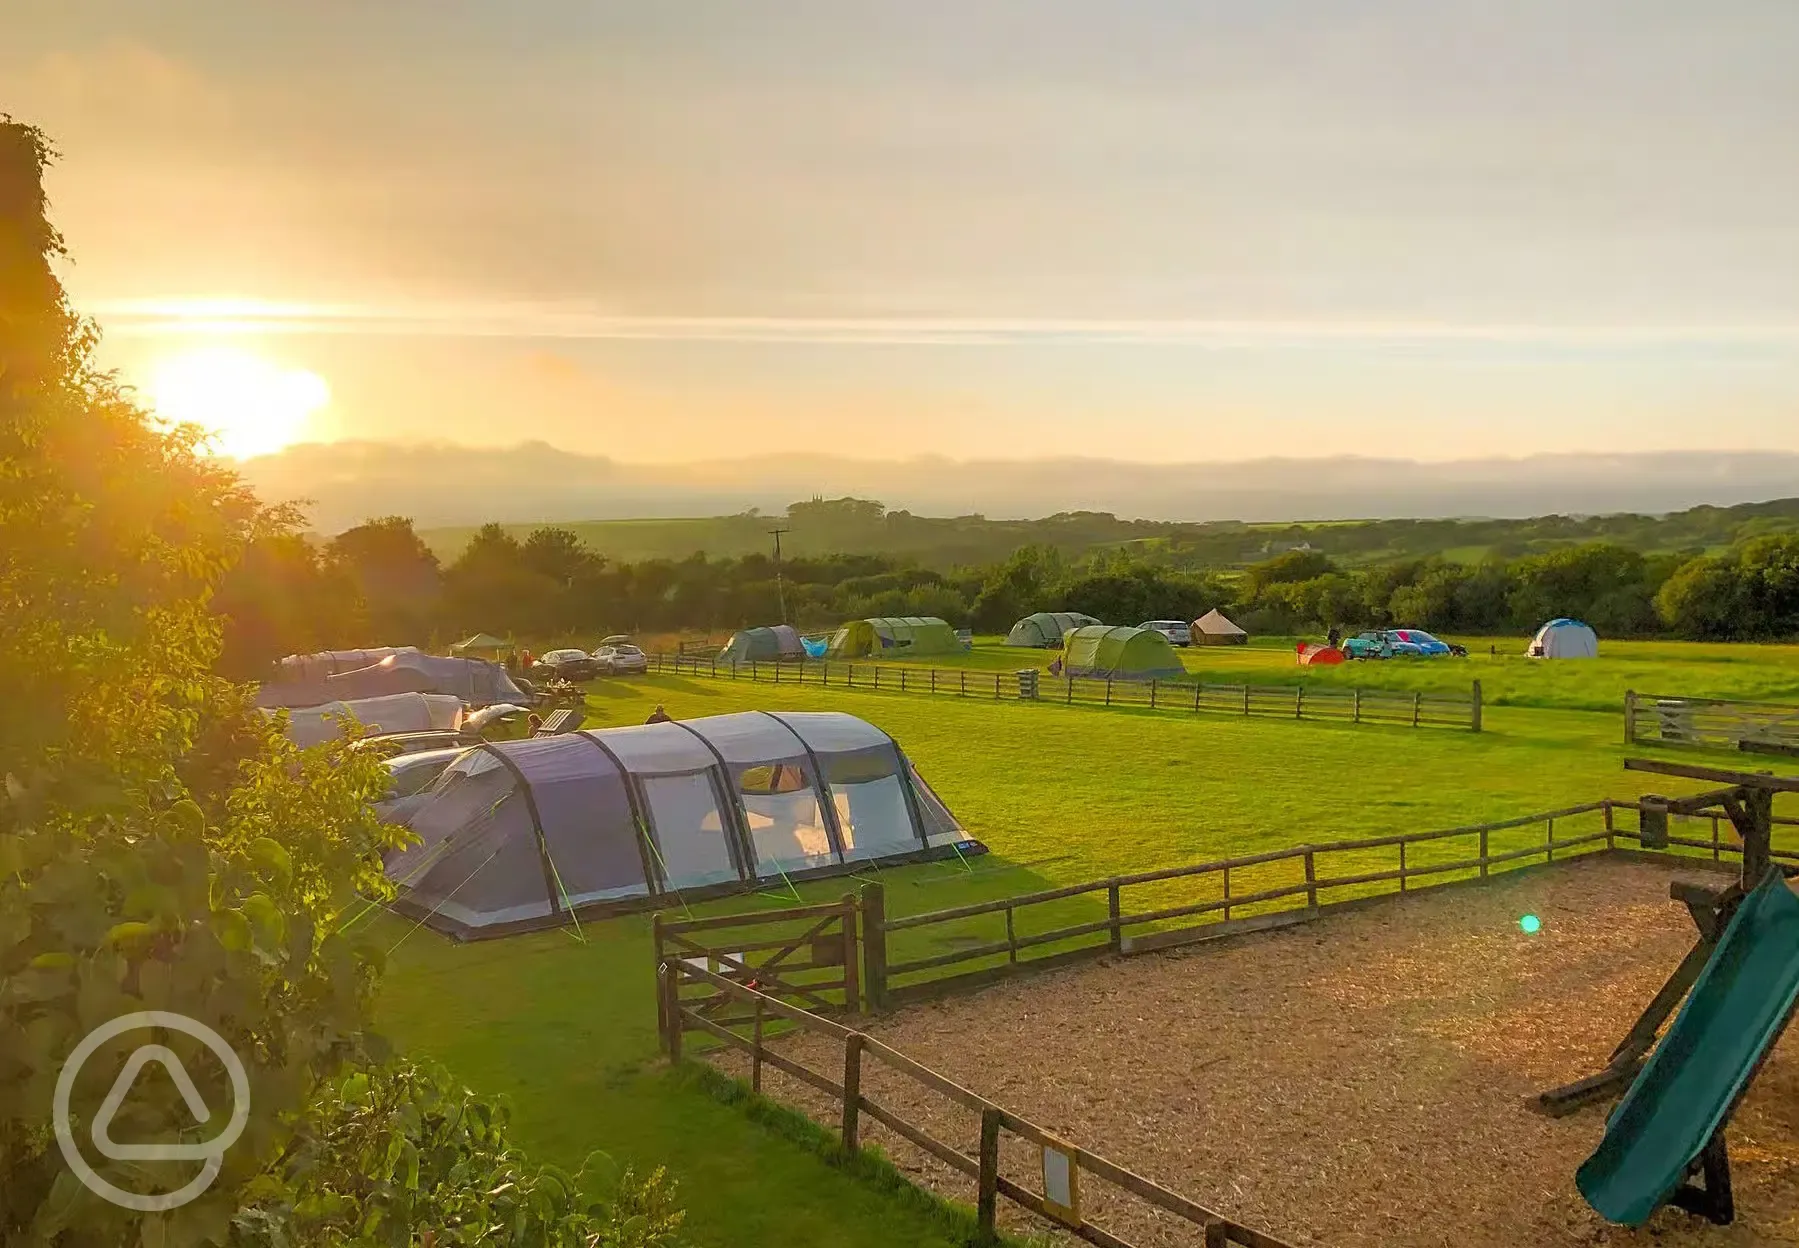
[378,663,1798,1247]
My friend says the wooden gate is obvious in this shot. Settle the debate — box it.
[653,896,861,1047]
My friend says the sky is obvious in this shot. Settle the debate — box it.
[8,0,1799,464]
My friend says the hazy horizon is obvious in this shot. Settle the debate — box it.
[10,1,1799,464]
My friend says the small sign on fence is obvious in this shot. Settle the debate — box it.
[1041,1138,1082,1226]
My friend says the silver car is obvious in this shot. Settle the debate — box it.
[1137,619,1193,647]
[591,642,649,675]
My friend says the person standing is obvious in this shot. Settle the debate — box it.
[646,704,672,724]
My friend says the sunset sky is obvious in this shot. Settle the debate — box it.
[9,1,1799,463]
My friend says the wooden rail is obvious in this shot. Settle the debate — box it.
[1625,689,1799,753]
[650,652,1482,732]
[661,960,1293,1248]
[877,802,1616,1002]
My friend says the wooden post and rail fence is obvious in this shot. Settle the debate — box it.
[1623,690,1799,756]
[652,790,1795,1245]
[651,651,1483,732]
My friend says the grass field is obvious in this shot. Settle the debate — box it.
[377,652,1799,1247]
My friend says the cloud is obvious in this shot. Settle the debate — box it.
[87,298,1799,350]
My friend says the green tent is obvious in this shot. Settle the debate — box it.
[827,617,960,659]
[718,624,804,664]
[1006,611,1100,648]
[450,632,513,659]
[1061,625,1183,681]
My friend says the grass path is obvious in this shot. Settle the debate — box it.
[378,664,1797,1247]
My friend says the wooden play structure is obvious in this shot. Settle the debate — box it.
[1538,758,1799,1226]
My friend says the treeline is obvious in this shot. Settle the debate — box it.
[216,513,1799,677]
[410,493,1799,574]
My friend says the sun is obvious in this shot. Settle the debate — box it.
[148,346,329,459]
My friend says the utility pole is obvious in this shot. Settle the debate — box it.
[770,527,791,624]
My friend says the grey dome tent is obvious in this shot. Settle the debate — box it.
[1192,609,1248,646]
[278,647,420,684]
[258,652,525,709]
[1005,612,1100,648]
[718,625,803,665]
[388,711,981,938]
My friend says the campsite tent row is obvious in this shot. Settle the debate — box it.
[389,711,975,938]
[259,651,525,709]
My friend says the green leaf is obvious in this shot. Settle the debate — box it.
[165,798,206,838]
[242,892,286,946]
[28,950,74,969]
[210,908,251,952]
[106,920,157,948]
[249,836,292,884]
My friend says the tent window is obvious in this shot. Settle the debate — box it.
[831,776,915,858]
[641,774,740,889]
[737,763,835,872]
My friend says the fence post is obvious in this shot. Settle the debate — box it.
[1004,906,1017,963]
[977,1109,1002,1238]
[1149,679,1158,710]
[1205,1224,1231,1248]
[1353,687,1361,724]
[1066,675,1073,704]
[1193,682,1203,713]
[841,1033,864,1151]
[822,661,829,686]
[1624,689,1637,746]
[993,673,1001,698]
[900,668,908,693]
[1243,685,1251,716]
[752,660,759,683]
[1471,680,1482,733]
[1222,865,1232,921]
[874,666,881,690]
[1108,883,1123,953]
[652,913,667,1037]
[1603,800,1615,850]
[1547,816,1556,863]
[1105,678,1113,707]
[841,893,861,1012]
[1479,827,1490,878]
[660,964,683,1063]
[711,657,717,678]
[1412,691,1422,727]
[1712,813,1721,862]
[1399,840,1408,892]
[1304,849,1318,914]
[1295,685,1304,719]
[751,998,764,1093]
[859,882,887,1012]
[931,670,938,695]
[961,671,968,696]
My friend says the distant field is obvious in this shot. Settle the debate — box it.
[377,664,1797,1248]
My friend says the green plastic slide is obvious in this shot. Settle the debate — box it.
[1577,869,1799,1225]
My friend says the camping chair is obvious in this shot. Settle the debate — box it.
[532,708,586,738]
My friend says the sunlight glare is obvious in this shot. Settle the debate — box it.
[149,347,329,459]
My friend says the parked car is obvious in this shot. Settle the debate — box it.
[592,642,649,675]
[373,746,467,823]
[535,647,600,681]
[1343,628,1462,658]
[1137,619,1193,647]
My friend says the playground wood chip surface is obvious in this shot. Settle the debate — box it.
[710,856,1799,1247]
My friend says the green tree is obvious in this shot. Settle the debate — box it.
[325,516,441,642]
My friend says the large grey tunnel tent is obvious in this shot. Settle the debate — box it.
[387,711,982,938]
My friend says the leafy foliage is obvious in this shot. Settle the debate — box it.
[0,118,685,1246]
[233,1060,683,1248]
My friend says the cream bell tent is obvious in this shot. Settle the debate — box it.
[271,692,464,748]
[1192,609,1249,646]
[387,711,980,938]
[1528,619,1599,659]
[1005,612,1100,648]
